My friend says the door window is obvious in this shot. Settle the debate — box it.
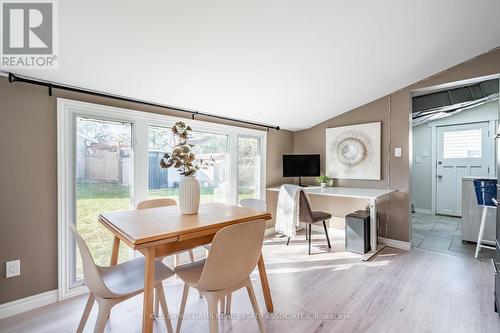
[443,129,482,159]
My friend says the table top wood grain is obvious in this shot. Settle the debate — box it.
[99,202,272,249]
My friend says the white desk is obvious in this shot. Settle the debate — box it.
[267,186,397,260]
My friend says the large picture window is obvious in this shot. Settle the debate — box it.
[57,99,266,299]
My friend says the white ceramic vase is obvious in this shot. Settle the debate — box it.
[178,175,200,215]
[320,183,327,188]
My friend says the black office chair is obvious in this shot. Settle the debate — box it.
[286,191,332,254]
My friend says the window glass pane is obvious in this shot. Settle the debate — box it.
[191,131,229,203]
[148,126,178,201]
[238,136,261,202]
[443,129,482,158]
[75,117,132,281]
[148,126,229,204]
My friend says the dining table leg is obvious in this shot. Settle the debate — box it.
[257,253,274,312]
[109,236,120,266]
[142,247,156,333]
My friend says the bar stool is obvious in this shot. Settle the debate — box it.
[473,178,497,259]
[474,201,497,259]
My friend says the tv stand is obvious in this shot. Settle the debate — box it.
[298,177,308,187]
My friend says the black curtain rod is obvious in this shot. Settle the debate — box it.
[7,73,280,131]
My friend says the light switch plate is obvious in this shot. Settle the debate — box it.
[394,147,402,157]
[6,260,20,278]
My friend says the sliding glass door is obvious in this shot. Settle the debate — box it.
[74,117,133,284]
[58,99,266,299]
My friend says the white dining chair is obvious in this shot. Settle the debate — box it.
[137,198,196,313]
[239,198,267,212]
[69,223,175,333]
[137,198,195,266]
[175,219,267,333]
[201,198,267,316]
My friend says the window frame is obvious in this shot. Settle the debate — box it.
[57,98,266,300]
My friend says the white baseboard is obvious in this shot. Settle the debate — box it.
[0,289,58,320]
[264,227,276,237]
[378,237,412,251]
[303,225,412,251]
[414,208,432,214]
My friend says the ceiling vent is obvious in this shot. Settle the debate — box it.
[412,79,499,126]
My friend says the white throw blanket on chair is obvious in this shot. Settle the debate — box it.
[275,184,309,238]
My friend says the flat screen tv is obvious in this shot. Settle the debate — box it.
[283,154,320,186]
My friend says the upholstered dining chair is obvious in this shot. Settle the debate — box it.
[69,223,175,333]
[137,198,196,313]
[286,191,332,254]
[175,219,267,333]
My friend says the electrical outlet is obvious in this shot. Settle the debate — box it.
[6,260,20,278]
[394,147,402,157]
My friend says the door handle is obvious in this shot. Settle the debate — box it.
[437,175,443,179]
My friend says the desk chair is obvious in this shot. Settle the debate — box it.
[286,191,332,254]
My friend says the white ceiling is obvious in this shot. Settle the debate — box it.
[11,0,500,130]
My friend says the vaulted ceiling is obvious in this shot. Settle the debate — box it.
[11,0,500,130]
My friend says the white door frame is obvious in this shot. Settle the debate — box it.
[430,118,496,215]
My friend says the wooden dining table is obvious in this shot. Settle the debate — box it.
[99,202,274,333]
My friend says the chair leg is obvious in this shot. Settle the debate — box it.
[305,225,308,240]
[77,293,95,333]
[156,283,174,333]
[308,224,312,255]
[475,206,488,259]
[246,279,265,333]
[189,250,195,262]
[206,293,219,333]
[286,236,290,246]
[225,292,232,315]
[154,290,160,318]
[220,294,226,315]
[323,221,332,248]
[93,298,113,333]
[176,284,190,333]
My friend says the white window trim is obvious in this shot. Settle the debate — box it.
[57,98,267,300]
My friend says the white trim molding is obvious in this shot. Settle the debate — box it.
[264,227,276,237]
[0,290,58,320]
[414,208,432,215]
[378,237,412,251]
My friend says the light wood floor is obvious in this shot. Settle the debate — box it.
[1,229,499,333]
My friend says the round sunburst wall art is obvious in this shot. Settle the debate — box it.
[325,122,381,180]
[335,130,370,168]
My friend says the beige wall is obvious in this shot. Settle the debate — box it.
[293,47,500,243]
[0,76,292,303]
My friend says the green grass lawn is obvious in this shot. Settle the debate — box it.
[76,182,132,278]
[75,182,257,278]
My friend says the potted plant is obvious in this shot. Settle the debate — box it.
[160,121,214,214]
[316,175,329,188]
